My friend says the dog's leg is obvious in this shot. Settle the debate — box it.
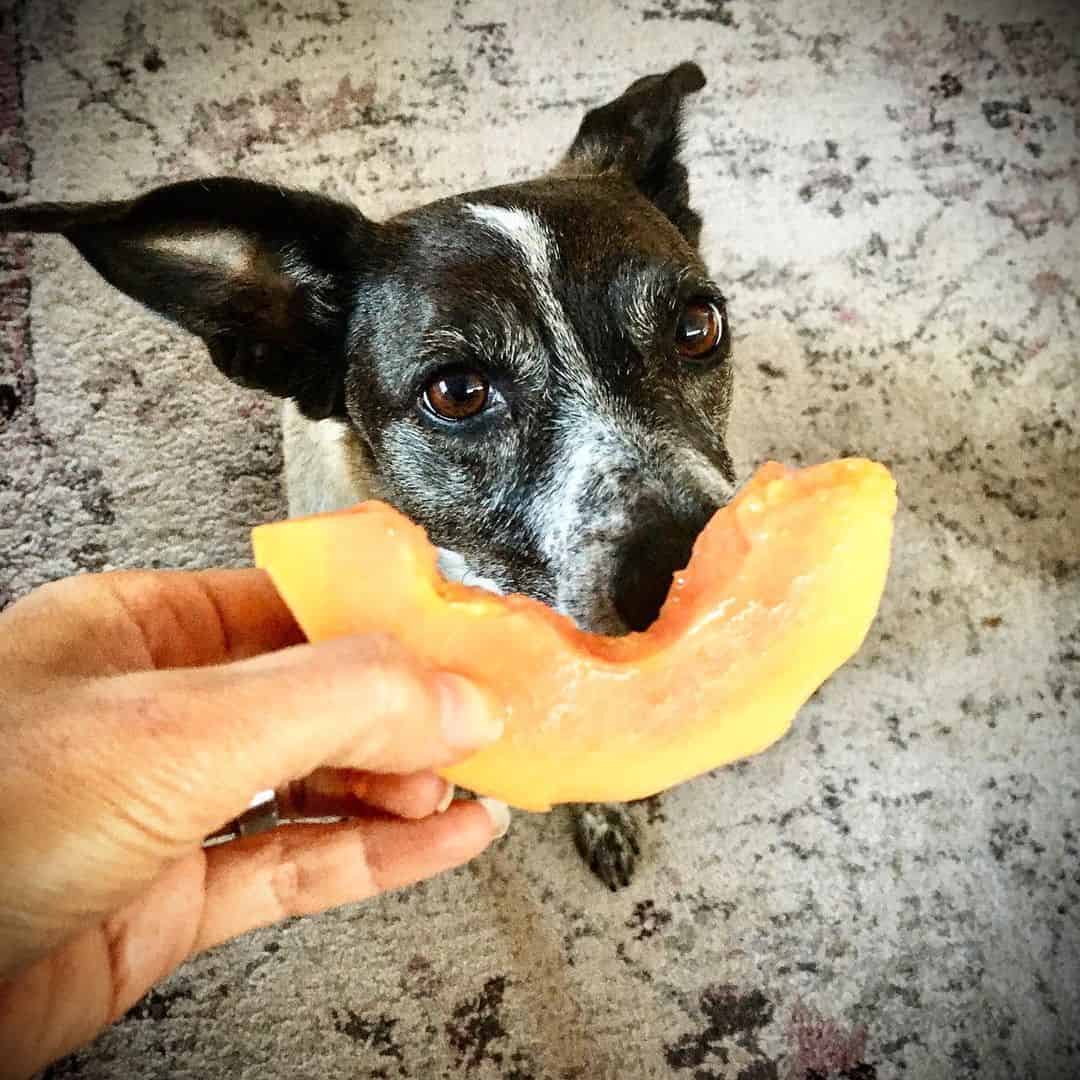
[571,803,641,890]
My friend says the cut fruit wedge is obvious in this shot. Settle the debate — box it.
[252,459,897,811]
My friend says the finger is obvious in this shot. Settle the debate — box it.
[98,569,308,667]
[2,569,304,679]
[193,800,508,953]
[72,633,503,848]
[279,769,454,820]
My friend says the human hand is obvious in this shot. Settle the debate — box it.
[0,569,508,1078]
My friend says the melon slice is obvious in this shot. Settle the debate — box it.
[252,459,896,811]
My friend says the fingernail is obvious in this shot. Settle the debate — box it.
[436,782,455,814]
[478,797,511,840]
[435,673,504,749]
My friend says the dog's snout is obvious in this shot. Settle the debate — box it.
[612,521,701,632]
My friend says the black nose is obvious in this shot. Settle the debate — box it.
[612,521,701,632]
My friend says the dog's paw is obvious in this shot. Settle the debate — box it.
[571,803,641,890]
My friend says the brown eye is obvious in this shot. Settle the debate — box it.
[422,369,490,421]
[675,300,726,360]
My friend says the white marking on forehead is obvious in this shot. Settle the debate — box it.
[465,203,588,378]
[466,204,554,280]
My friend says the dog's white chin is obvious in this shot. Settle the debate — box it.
[436,548,505,596]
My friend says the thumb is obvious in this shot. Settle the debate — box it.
[74,633,504,847]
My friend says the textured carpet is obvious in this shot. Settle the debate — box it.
[2,1,1078,1077]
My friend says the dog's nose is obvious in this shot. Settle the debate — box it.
[612,522,701,632]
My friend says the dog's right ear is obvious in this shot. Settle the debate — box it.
[0,178,374,420]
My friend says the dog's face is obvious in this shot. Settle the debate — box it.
[351,178,734,631]
[0,62,733,633]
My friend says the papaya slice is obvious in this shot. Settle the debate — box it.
[252,459,896,812]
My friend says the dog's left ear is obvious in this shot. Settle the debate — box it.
[558,61,706,245]
[0,178,373,420]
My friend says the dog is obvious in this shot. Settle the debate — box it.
[0,61,735,889]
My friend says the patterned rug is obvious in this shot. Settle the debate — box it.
[2,1,1077,1077]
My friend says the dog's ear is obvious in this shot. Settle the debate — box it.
[558,61,706,245]
[0,178,373,420]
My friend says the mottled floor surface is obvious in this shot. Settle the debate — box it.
[2,1,1078,1077]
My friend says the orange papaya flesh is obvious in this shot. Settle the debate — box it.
[252,458,897,812]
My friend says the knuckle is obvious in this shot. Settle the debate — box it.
[324,632,431,713]
[367,657,431,720]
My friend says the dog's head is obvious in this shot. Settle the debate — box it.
[1,62,735,633]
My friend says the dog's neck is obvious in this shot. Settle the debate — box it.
[280,401,373,517]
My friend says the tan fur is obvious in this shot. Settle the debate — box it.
[281,402,380,516]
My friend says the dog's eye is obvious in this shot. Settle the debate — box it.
[422,368,490,421]
[675,301,726,360]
